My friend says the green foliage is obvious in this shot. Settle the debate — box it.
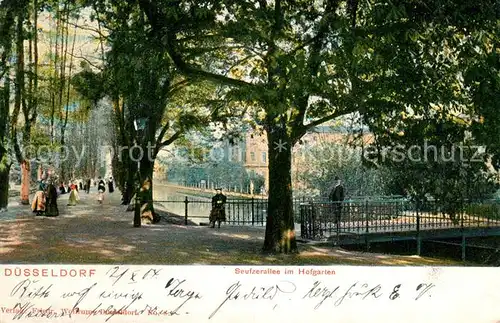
[466,49,500,170]
[293,141,389,198]
[465,203,500,221]
[0,154,9,173]
[71,63,106,104]
[167,160,262,193]
[132,0,500,160]
[248,170,265,193]
[367,117,499,205]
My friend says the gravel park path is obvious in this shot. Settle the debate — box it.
[0,188,461,266]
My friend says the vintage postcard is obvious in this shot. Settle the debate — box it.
[1,0,499,322]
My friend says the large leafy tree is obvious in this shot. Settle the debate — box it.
[467,42,500,171]
[1,0,83,205]
[362,5,499,209]
[0,0,16,208]
[133,0,498,253]
[73,2,221,223]
[366,116,499,222]
[1,0,42,206]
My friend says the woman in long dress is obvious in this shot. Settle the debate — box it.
[45,182,59,217]
[67,182,80,206]
[31,183,46,216]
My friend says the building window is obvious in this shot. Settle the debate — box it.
[261,152,267,163]
[250,152,256,161]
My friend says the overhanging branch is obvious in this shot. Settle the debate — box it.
[310,106,359,128]
[167,79,189,96]
[59,18,109,39]
[168,47,263,89]
[292,0,342,135]
[292,105,359,140]
[137,0,265,90]
[67,50,103,71]
[155,121,171,149]
[155,130,182,157]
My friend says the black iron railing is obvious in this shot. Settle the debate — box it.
[299,199,500,240]
[143,196,500,237]
[148,197,261,226]
[145,197,312,226]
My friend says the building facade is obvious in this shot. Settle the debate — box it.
[241,127,374,193]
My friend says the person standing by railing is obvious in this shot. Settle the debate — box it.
[329,176,345,224]
[210,188,227,228]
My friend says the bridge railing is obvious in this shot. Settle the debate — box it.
[300,199,500,240]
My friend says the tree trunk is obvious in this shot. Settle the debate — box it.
[124,172,135,204]
[32,0,39,125]
[50,6,61,144]
[14,9,29,205]
[0,157,10,209]
[20,161,30,204]
[262,128,298,254]
[0,5,14,168]
[60,25,77,182]
[138,157,160,224]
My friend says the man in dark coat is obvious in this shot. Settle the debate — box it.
[108,177,115,193]
[121,181,133,205]
[329,176,345,224]
[210,188,227,228]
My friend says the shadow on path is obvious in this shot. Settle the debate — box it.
[0,190,462,266]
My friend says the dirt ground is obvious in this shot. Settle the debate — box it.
[0,188,462,266]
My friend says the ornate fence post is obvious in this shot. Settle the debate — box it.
[184,196,189,225]
[336,201,340,245]
[251,197,255,226]
[416,199,421,256]
[311,200,317,239]
[299,202,310,239]
[365,199,370,251]
[461,200,466,261]
[134,195,141,228]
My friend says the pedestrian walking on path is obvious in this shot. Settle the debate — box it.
[45,182,59,217]
[67,182,80,206]
[31,182,46,216]
[108,177,115,193]
[97,177,106,204]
